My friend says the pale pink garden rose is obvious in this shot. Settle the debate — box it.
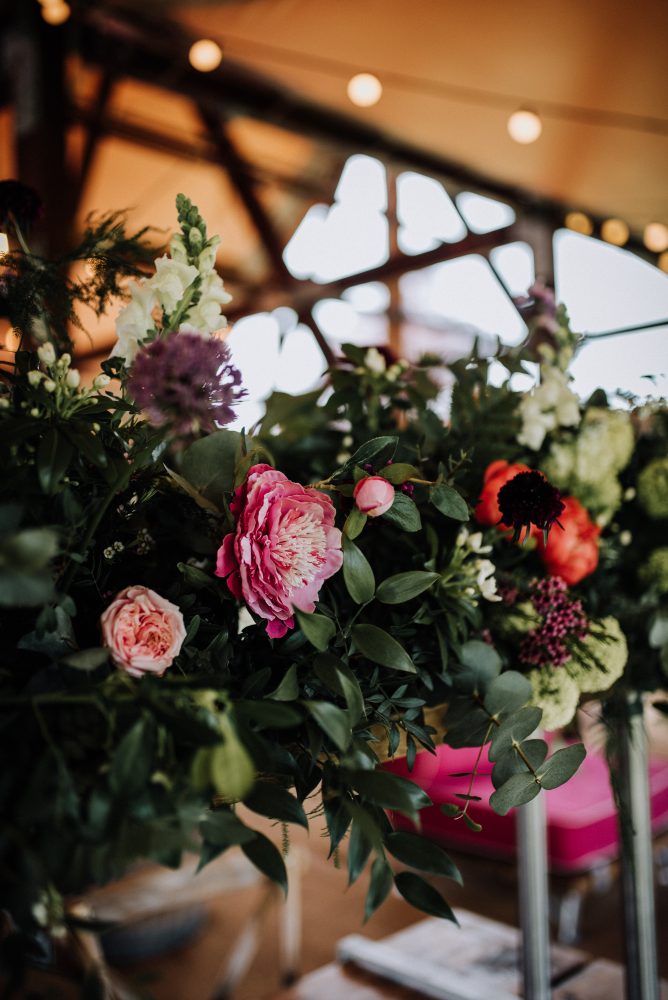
[353,476,395,517]
[216,464,343,639]
[101,585,186,678]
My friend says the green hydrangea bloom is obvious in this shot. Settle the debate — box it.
[528,668,580,732]
[637,457,668,519]
[495,601,542,639]
[542,441,575,488]
[565,616,628,694]
[639,548,668,594]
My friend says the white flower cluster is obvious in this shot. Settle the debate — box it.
[456,529,502,603]
[529,615,628,731]
[542,407,635,524]
[356,348,409,383]
[517,367,581,451]
[16,343,110,420]
[112,230,232,365]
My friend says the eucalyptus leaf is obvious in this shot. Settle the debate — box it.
[489,772,540,815]
[61,648,109,671]
[483,671,532,718]
[489,706,543,761]
[491,739,548,790]
[537,743,586,789]
[180,430,242,503]
[352,624,416,673]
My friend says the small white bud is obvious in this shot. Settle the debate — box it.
[65,369,80,389]
[93,374,111,389]
[624,487,636,501]
[30,407,40,417]
[27,370,44,387]
[43,379,56,393]
[37,343,56,365]
[58,353,71,369]
[620,530,632,546]
[92,422,101,432]
[342,435,353,448]
[0,398,10,410]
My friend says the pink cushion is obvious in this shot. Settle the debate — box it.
[383,745,668,873]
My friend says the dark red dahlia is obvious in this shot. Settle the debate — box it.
[497,470,564,543]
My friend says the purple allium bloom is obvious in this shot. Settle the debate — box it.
[497,470,564,542]
[519,577,588,668]
[128,332,245,437]
[0,180,43,231]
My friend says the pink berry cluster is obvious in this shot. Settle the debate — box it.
[519,577,588,668]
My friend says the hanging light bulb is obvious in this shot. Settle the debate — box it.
[565,211,593,236]
[41,1,70,25]
[347,73,383,108]
[507,109,542,144]
[601,218,629,246]
[188,39,223,73]
[658,251,668,274]
[643,222,668,253]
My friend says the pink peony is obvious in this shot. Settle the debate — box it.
[353,476,395,517]
[101,585,186,678]
[216,464,343,639]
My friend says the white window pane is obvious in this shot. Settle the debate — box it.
[342,282,390,314]
[490,242,535,297]
[275,324,326,394]
[397,172,467,243]
[283,204,328,279]
[554,229,668,334]
[570,327,668,400]
[455,192,516,234]
[334,154,387,212]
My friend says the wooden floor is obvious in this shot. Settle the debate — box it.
[112,804,668,1000]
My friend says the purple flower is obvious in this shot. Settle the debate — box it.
[497,470,564,542]
[519,577,588,668]
[128,332,245,437]
[0,180,43,231]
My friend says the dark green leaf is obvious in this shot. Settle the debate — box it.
[267,664,299,701]
[242,832,288,895]
[180,430,242,503]
[199,810,255,848]
[305,700,352,752]
[37,429,73,494]
[235,700,303,730]
[352,624,416,673]
[347,821,372,885]
[394,872,458,922]
[345,769,431,819]
[430,483,469,522]
[489,706,543,761]
[458,640,502,690]
[483,671,532,718]
[244,782,308,829]
[376,571,440,605]
[343,535,376,605]
[386,832,462,883]
[343,507,367,539]
[492,739,548,789]
[537,743,586,790]
[345,436,397,470]
[314,654,365,725]
[379,463,419,485]
[109,718,154,796]
[295,610,336,651]
[364,857,394,921]
[382,493,421,532]
[61,647,109,671]
[489,773,540,815]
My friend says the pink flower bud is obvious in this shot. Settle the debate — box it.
[353,476,395,518]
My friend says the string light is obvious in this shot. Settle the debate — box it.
[40,1,70,25]
[643,222,668,253]
[188,39,223,73]
[658,251,668,274]
[507,109,542,144]
[601,218,629,246]
[565,212,593,236]
[347,73,383,108]
[0,234,8,257]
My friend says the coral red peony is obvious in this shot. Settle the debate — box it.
[474,460,531,527]
[216,464,343,639]
[537,495,600,585]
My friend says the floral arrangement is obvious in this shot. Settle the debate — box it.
[1,189,589,974]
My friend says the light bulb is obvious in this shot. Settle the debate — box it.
[565,211,593,236]
[347,73,383,108]
[658,251,668,274]
[643,222,668,254]
[0,233,8,257]
[41,1,70,24]
[188,39,223,73]
[507,109,542,144]
[601,218,629,246]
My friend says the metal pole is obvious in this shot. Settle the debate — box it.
[517,790,551,1000]
[618,694,659,1000]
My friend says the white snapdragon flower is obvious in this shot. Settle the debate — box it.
[65,369,81,389]
[181,271,232,334]
[517,368,580,451]
[168,234,189,263]
[197,235,221,275]
[37,342,56,365]
[475,559,502,602]
[149,255,199,314]
[364,347,387,375]
[112,280,158,364]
